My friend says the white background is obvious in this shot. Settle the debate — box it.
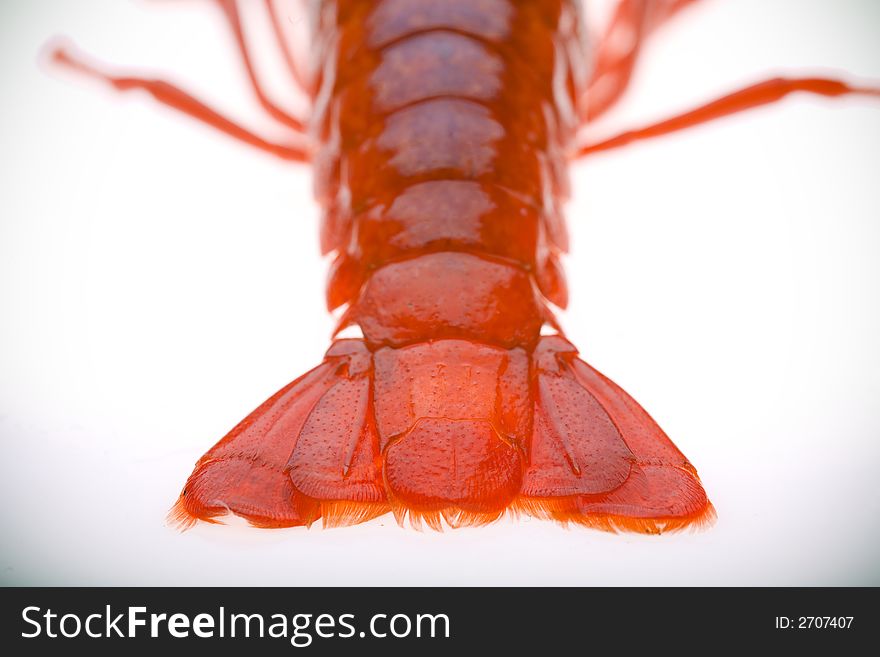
[1,0,878,585]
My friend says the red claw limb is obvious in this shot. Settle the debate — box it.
[50,43,311,162]
[578,0,879,157]
[211,0,309,131]
[265,0,314,95]
[576,76,880,157]
[583,0,701,122]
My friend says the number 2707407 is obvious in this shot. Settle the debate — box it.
[775,617,854,629]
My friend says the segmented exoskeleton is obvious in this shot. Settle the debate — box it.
[50,0,879,531]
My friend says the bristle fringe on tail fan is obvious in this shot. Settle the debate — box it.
[512,498,717,535]
[318,501,391,529]
[386,496,510,532]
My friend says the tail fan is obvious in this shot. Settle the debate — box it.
[170,336,712,533]
[374,340,528,530]
[168,340,388,529]
[516,337,714,533]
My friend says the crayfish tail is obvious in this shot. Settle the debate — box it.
[170,335,712,533]
[515,336,714,534]
[375,339,529,529]
[168,339,381,530]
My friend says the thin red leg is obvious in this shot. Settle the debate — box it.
[574,76,880,157]
[51,43,311,162]
[265,0,313,95]
[212,0,309,131]
[584,0,700,122]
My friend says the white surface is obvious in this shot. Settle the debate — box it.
[1,0,878,586]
